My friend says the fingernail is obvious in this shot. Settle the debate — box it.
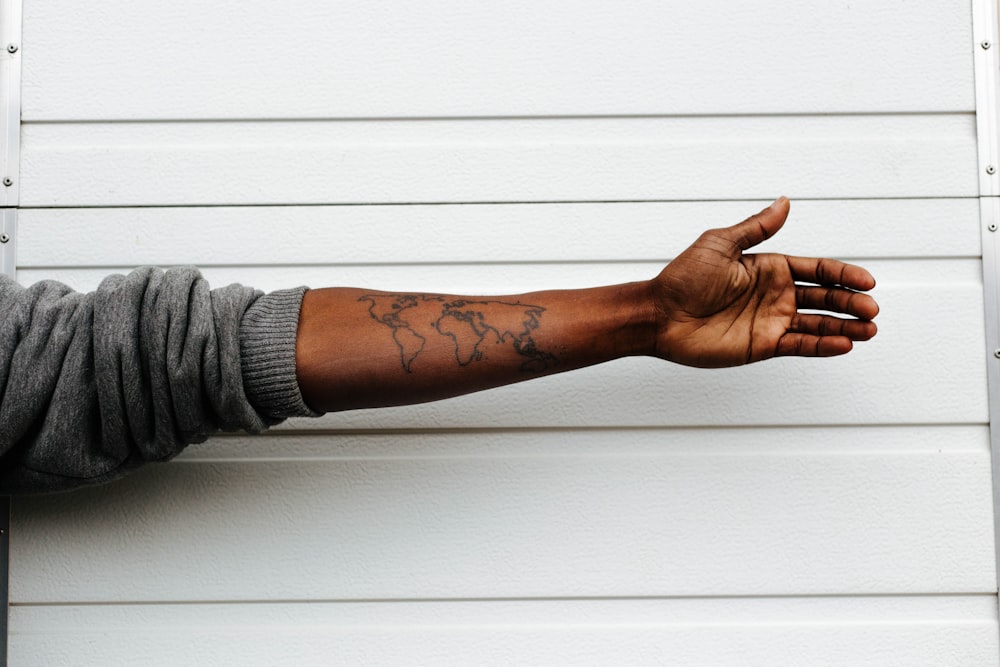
[770,196,787,209]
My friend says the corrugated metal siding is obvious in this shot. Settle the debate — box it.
[9,1,997,664]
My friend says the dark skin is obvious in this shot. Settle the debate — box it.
[296,198,878,413]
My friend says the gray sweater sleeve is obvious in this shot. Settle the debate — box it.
[0,267,318,494]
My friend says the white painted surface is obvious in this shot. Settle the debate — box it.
[10,597,998,666]
[14,260,987,429]
[20,115,977,207]
[12,426,995,603]
[21,0,973,120]
[9,0,996,664]
[15,199,982,268]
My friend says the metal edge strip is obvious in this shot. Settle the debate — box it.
[0,0,19,207]
[0,1,19,663]
[0,491,8,667]
[980,196,1000,596]
[0,209,12,280]
[974,0,1000,652]
[975,0,1000,196]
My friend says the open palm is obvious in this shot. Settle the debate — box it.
[652,198,878,368]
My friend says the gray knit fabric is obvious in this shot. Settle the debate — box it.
[240,287,321,421]
[0,268,314,494]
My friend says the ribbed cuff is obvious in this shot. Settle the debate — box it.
[239,286,322,420]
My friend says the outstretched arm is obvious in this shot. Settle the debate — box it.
[296,198,878,413]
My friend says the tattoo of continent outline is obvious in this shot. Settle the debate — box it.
[359,294,557,374]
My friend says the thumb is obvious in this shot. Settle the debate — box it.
[722,196,790,251]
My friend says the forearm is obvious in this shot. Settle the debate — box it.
[295,281,657,413]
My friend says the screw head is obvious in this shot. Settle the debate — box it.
[983,40,992,50]
[988,165,996,175]
[2,178,11,187]
[990,223,998,232]
[994,349,1000,359]
[5,44,16,54]
[0,234,8,244]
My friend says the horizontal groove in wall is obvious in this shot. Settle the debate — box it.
[179,425,991,463]
[13,592,998,610]
[18,111,981,125]
[13,195,987,208]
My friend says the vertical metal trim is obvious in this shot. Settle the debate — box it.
[981,198,1000,593]
[0,496,8,667]
[0,207,10,667]
[0,0,20,207]
[976,0,1000,198]
[0,208,13,279]
[974,0,1000,654]
[0,1,19,663]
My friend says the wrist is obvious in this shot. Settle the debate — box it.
[635,279,661,358]
[605,280,659,359]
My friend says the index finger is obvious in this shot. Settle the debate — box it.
[786,256,876,292]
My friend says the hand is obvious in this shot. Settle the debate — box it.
[651,197,878,368]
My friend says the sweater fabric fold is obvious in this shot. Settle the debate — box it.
[0,268,314,494]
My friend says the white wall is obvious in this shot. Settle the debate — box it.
[9,1,997,664]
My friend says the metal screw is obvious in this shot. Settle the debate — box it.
[2,178,11,187]
[5,44,16,54]
[983,41,992,50]
[988,165,996,175]
[994,349,1000,359]
[990,223,998,232]
[0,234,8,244]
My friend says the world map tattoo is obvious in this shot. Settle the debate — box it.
[359,294,558,374]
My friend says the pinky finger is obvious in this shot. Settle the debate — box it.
[774,333,854,358]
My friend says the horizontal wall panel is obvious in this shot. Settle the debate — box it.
[14,256,977,293]
[10,597,998,666]
[16,198,982,268]
[19,115,978,207]
[22,0,973,121]
[13,428,993,603]
[9,255,984,431]
[11,261,984,428]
